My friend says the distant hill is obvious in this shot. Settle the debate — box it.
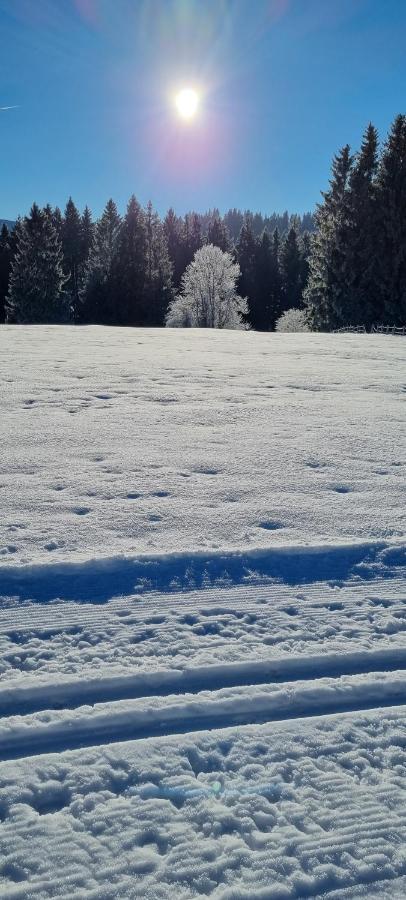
[0,219,15,231]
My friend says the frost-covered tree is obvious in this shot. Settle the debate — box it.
[275,308,310,332]
[166,244,248,329]
[6,204,68,323]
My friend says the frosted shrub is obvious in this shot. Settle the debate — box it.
[275,308,310,332]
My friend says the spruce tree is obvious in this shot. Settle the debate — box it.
[280,226,303,311]
[184,213,203,268]
[207,215,231,253]
[6,204,67,323]
[376,114,406,324]
[52,207,63,238]
[341,123,379,325]
[299,232,312,299]
[164,208,185,289]
[144,201,173,325]
[252,230,274,330]
[304,145,353,329]
[0,224,11,324]
[81,206,95,264]
[270,228,283,326]
[81,199,121,323]
[236,215,258,327]
[113,195,147,325]
[62,197,82,320]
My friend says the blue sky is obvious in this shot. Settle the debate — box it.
[1,0,405,220]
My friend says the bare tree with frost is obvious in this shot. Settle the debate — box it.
[166,244,249,329]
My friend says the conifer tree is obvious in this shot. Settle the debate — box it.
[280,226,303,311]
[81,199,121,323]
[81,206,94,261]
[251,230,274,330]
[6,204,67,323]
[376,114,406,324]
[184,213,203,267]
[62,197,82,320]
[340,123,380,325]
[52,206,63,237]
[270,228,283,326]
[164,208,185,289]
[236,215,258,326]
[112,195,148,325]
[207,214,231,253]
[0,224,11,323]
[299,232,312,299]
[304,145,353,329]
[144,201,173,325]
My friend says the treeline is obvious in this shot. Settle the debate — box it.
[305,114,406,328]
[1,113,405,331]
[0,201,311,330]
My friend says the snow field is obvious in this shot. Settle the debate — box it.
[0,326,405,898]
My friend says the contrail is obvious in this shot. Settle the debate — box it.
[0,105,19,111]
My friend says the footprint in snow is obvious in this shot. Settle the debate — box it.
[258,520,284,531]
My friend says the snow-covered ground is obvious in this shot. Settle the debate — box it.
[0,326,405,899]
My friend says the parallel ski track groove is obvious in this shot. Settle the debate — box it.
[1,690,406,762]
[2,647,406,717]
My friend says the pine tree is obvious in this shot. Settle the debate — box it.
[376,114,406,324]
[62,197,82,320]
[304,145,353,329]
[0,224,11,323]
[6,204,67,323]
[144,201,173,325]
[81,199,121,323]
[207,214,231,253]
[280,226,303,311]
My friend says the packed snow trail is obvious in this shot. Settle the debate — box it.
[0,327,405,899]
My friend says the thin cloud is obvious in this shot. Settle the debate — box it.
[0,105,20,111]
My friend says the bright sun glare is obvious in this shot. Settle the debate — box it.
[175,88,199,120]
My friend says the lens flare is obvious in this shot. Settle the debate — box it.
[175,88,199,120]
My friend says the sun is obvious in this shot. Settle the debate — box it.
[175,88,199,120]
